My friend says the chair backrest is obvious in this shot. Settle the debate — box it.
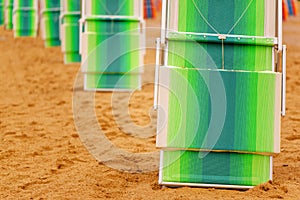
[160,0,281,71]
[167,0,277,37]
[83,0,143,19]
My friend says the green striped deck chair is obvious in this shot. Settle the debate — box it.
[81,0,145,91]
[60,0,81,63]
[40,0,61,47]
[13,0,38,37]
[4,0,13,30]
[155,0,283,188]
[0,0,4,25]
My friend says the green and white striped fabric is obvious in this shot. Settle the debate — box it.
[85,0,136,16]
[82,0,143,91]
[167,32,275,71]
[157,66,281,154]
[82,20,141,74]
[13,0,38,37]
[62,0,80,12]
[60,0,81,63]
[0,0,4,25]
[40,0,61,47]
[157,0,281,188]
[84,73,141,91]
[169,0,276,37]
[166,0,277,71]
[5,0,13,30]
[161,150,271,187]
[82,21,142,91]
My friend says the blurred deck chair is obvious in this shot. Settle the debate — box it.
[13,0,38,37]
[144,0,155,18]
[60,0,81,63]
[0,0,4,25]
[40,0,61,47]
[4,0,13,30]
[80,0,145,91]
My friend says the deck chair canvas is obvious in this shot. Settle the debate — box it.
[0,0,4,25]
[80,0,145,91]
[154,0,286,189]
[4,0,13,30]
[60,0,81,64]
[13,0,38,37]
[40,0,61,47]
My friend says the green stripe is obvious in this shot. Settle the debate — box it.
[215,72,236,150]
[256,73,275,151]
[202,152,231,184]
[234,73,257,152]
[162,151,182,183]
[187,69,210,148]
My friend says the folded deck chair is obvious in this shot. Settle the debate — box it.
[0,0,5,25]
[154,0,286,189]
[60,0,81,63]
[13,0,38,37]
[40,0,61,47]
[80,0,145,91]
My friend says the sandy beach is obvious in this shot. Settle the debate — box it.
[0,4,299,199]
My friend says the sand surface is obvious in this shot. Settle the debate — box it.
[1,5,300,200]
